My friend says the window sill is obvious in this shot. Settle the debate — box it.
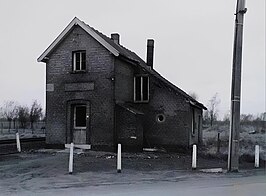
[134,100,149,104]
[74,127,87,130]
[70,70,87,74]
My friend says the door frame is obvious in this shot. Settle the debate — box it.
[66,99,91,144]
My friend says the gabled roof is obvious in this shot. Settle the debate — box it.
[38,17,206,110]
[37,17,119,62]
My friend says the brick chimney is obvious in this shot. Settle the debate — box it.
[111,33,120,44]
[146,39,154,69]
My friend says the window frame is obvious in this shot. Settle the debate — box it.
[134,75,149,103]
[73,105,87,129]
[72,50,86,72]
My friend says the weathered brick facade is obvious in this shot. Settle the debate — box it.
[45,26,115,149]
[38,17,206,151]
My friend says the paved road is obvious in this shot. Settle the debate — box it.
[20,170,266,196]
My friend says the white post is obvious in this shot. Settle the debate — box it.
[69,142,74,174]
[117,143,122,173]
[255,145,259,168]
[192,144,197,170]
[16,132,21,152]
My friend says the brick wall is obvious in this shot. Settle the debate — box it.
[129,75,192,149]
[46,26,115,147]
[115,105,143,151]
[114,58,134,102]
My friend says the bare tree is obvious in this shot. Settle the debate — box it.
[30,100,43,131]
[240,114,254,122]
[207,93,220,126]
[1,101,18,131]
[223,111,230,122]
[18,105,29,129]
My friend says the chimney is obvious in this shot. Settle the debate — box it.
[146,39,154,69]
[111,33,120,44]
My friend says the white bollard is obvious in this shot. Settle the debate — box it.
[117,143,122,173]
[255,145,260,168]
[192,144,197,170]
[69,142,74,174]
[16,132,21,152]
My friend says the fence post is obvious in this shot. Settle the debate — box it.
[69,142,74,174]
[16,132,21,152]
[217,133,220,154]
[255,145,259,168]
[117,143,122,173]
[192,144,197,170]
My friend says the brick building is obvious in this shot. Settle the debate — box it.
[38,17,206,151]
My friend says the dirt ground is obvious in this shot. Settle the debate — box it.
[0,149,263,195]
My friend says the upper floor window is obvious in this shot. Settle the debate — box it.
[134,75,149,102]
[73,51,86,71]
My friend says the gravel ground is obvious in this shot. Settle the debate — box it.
[0,148,263,195]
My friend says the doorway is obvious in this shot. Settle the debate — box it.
[67,100,90,144]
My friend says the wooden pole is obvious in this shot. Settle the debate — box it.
[228,0,247,172]
[217,133,221,154]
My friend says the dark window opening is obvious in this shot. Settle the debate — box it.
[73,51,86,71]
[192,109,196,135]
[74,105,86,128]
[142,76,148,101]
[135,77,141,101]
[134,76,149,102]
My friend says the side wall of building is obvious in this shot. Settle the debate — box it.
[138,76,192,149]
[46,26,115,148]
[114,58,193,149]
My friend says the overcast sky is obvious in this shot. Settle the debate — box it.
[0,0,265,118]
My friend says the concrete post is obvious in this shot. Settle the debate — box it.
[228,0,247,172]
[255,145,259,168]
[117,143,122,173]
[16,132,21,152]
[69,142,74,174]
[192,144,197,170]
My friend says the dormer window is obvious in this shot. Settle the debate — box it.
[134,75,149,102]
[73,51,86,71]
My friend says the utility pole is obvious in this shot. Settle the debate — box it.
[228,0,247,172]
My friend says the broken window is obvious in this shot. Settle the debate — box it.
[73,51,86,71]
[74,105,86,129]
[134,75,149,102]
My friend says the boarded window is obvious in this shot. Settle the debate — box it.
[73,51,86,71]
[74,105,86,128]
[134,76,149,102]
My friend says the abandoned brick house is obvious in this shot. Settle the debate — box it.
[37,17,206,151]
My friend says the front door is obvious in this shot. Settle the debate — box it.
[73,105,87,144]
[69,103,90,144]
